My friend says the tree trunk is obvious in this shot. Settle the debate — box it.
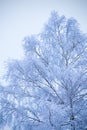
[70,97,75,130]
[70,114,75,130]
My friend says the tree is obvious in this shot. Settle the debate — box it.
[0,11,87,130]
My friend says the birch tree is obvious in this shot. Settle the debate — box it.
[0,11,87,130]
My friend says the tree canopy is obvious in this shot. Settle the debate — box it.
[0,11,87,130]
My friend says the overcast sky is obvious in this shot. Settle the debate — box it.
[0,0,87,81]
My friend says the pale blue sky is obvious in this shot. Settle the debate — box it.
[0,0,87,80]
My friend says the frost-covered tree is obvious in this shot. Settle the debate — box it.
[0,11,87,130]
